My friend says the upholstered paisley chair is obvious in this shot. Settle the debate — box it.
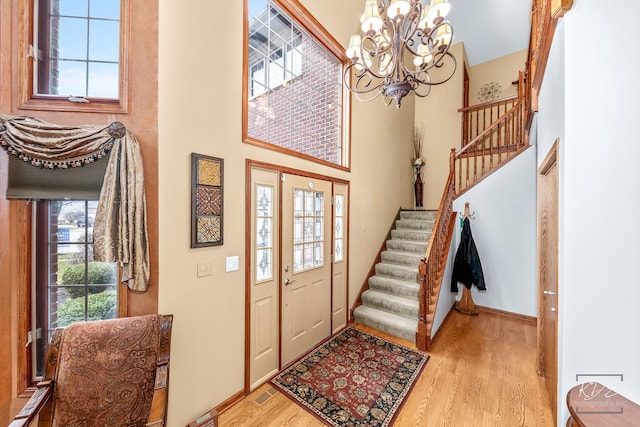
[10,314,173,427]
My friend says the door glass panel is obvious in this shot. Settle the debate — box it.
[255,185,274,282]
[334,194,344,262]
[293,188,324,272]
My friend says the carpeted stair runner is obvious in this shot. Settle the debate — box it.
[353,210,436,343]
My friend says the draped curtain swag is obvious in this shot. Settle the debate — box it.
[0,114,150,291]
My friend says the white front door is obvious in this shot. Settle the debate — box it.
[281,174,332,366]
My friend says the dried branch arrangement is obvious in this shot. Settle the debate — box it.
[413,125,425,163]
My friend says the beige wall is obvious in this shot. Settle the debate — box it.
[414,42,466,210]
[158,1,414,425]
[469,49,527,105]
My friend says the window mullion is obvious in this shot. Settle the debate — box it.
[85,4,91,97]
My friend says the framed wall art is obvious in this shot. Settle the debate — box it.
[191,153,223,248]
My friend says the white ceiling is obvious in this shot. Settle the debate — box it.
[447,0,531,66]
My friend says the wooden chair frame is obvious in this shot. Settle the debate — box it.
[9,314,173,427]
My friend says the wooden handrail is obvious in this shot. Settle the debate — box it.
[458,95,518,114]
[454,70,527,194]
[416,149,456,352]
[457,100,522,157]
[526,0,572,129]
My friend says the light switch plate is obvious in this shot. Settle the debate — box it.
[226,256,239,272]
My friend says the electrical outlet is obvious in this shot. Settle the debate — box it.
[225,256,239,272]
[197,260,212,278]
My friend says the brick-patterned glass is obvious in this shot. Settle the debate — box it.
[293,189,324,272]
[36,0,120,98]
[246,0,345,166]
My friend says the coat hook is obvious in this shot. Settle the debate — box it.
[459,202,476,220]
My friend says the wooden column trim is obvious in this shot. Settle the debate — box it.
[526,0,573,129]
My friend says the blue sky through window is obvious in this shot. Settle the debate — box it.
[58,0,88,17]
[90,0,120,19]
[44,0,120,98]
[249,0,267,20]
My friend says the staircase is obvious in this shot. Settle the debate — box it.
[352,71,530,351]
[353,210,436,342]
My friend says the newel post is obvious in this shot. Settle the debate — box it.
[416,258,429,352]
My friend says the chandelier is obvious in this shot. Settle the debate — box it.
[345,0,456,108]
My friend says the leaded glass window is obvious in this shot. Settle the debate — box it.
[256,185,274,282]
[293,189,324,272]
[334,194,344,262]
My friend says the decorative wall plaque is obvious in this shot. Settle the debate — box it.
[191,153,223,247]
[477,81,503,102]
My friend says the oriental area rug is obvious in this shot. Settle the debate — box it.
[271,327,428,426]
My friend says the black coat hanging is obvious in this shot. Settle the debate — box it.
[451,216,487,293]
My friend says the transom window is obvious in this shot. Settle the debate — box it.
[35,0,120,99]
[292,189,324,272]
[243,0,350,168]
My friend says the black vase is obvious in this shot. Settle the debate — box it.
[414,164,424,208]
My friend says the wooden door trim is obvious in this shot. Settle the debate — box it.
[539,140,558,176]
[247,160,350,185]
[536,138,559,417]
[244,159,350,395]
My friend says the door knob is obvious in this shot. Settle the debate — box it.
[284,278,296,286]
[550,307,557,312]
[543,290,557,296]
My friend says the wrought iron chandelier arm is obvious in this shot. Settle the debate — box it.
[417,48,457,79]
[361,23,396,79]
[344,0,456,108]
[412,52,457,97]
[343,63,386,96]
[398,2,424,52]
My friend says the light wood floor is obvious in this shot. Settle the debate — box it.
[220,310,555,426]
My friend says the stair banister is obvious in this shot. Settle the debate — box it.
[416,149,456,352]
[457,102,522,156]
[454,70,527,194]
